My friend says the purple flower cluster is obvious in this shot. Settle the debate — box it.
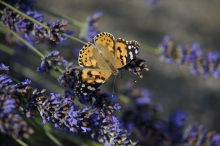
[46,20,73,43]
[1,0,73,45]
[58,64,80,89]
[1,62,137,145]
[27,83,137,145]
[124,57,149,78]
[0,64,9,74]
[37,50,67,73]
[79,11,102,42]
[121,82,220,145]
[159,35,174,64]
[0,64,34,138]
[182,122,219,146]
[159,35,220,78]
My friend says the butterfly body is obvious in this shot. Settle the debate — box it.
[74,32,140,97]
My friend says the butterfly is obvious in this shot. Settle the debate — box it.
[74,32,140,98]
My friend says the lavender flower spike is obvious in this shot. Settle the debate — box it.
[0,64,9,74]
[79,11,102,42]
[37,50,67,73]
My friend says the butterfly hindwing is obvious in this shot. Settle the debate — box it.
[74,69,112,97]
[115,38,140,68]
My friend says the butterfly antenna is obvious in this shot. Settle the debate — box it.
[119,70,137,82]
[112,76,117,97]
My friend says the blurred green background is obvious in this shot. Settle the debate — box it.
[1,0,220,145]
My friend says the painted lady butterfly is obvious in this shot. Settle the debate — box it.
[74,32,140,98]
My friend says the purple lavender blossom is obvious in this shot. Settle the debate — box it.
[0,74,13,90]
[213,68,220,78]
[135,88,152,105]
[79,11,102,42]
[170,110,188,127]
[159,35,220,79]
[64,89,75,100]
[8,0,35,12]
[0,98,16,117]
[1,1,73,45]
[1,7,17,30]
[0,64,35,138]
[171,117,220,146]
[0,113,34,139]
[46,19,74,44]
[0,64,9,74]
[17,10,44,33]
[159,35,175,64]
[124,57,149,78]
[32,88,136,145]
[21,79,31,85]
[207,52,220,78]
[212,134,220,146]
[37,50,67,73]
[58,65,80,89]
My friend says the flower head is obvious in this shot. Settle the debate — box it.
[37,50,67,73]
[159,35,175,64]
[46,19,74,43]
[212,134,220,146]
[124,57,149,78]
[0,64,9,74]
[170,110,188,127]
[0,98,16,117]
[183,122,218,146]
[79,11,102,42]
[0,113,34,139]
[58,65,80,89]
[159,35,220,78]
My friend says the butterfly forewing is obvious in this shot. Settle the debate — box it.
[78,43,98,68]
[115,38,140,69]
[78,42,109,69]
[94,32,115,55]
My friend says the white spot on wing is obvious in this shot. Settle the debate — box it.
[129,51,133,60]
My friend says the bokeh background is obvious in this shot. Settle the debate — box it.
[1,0,220,145]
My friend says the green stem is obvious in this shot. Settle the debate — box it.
[0,23,44,58]
[0,1,49,30]
[16,139,28,146]
[35,3,158,55]
[0,24,64,73]
[0,10,3,14]
[62,33,87,45]
[0,43,15,55]
[141,43,159,54]
[45,132,63,146]
[10,75,20,83]
[33,5,83,28]
[56,67,63,73]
